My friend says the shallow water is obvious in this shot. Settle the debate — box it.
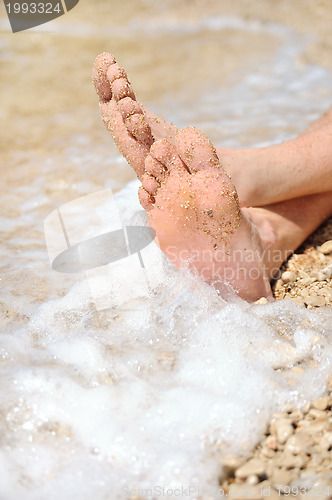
[1,1,332,499]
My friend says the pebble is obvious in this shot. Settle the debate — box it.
[271,468,292,489]
[221,455,244,479]
[290,297,305,307]
[307,408,327,419]
[254,297,268,305]
[266,435,277,450]
[301,277,317,286]
[221,455,244,470]
[281,271,297,284]
[313,397,329,411]
[317,287,332,301]
[320,432,332,450]
[318,240,332,254]
[261,446,275,458]
[285,434,311,455]
[322,264,332,279]
[301,401,311,414]
[303,295,326,307]
[235,458,266,479]
[218,376,331,498]
[282,454,305,469]
[275,419,294,444]
[247,474,259,485]
[309,270,326,281]
[288,410,303,422]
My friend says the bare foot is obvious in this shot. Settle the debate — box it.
[93,53,332,208]
[139,127,273,301]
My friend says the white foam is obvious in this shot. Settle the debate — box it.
[1,180,331,499]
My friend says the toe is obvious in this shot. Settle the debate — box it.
[125,114,153,146]
[176,127,220,173]
[111,77,136,101]
[117,97,153,146]
[150,139,187,172]
[92,52,116,101]
[106,63,128,84]
[142,173,159,196]
[118,97,142,119]
[138,186,155,211]
[145,155,167,183]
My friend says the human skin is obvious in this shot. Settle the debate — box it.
[92,52,332,301]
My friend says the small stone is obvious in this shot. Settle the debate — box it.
[303,295,326,307]
[281,271,297,284]
[254,297,268,305]
[282,454,305,469]
[275,419,294,444]
[319,240,332,254]
[307,408,327,419]
[221,455,244,479]
[261,446,275,458]
[309,270,326,281]
[285,434,311,455]
[322,265,332,279]
[328,376,332,392]
[288,409,303,422]
[271,412,288,420]
[221,455,244,470]
[301,401,311,414]
[266,435,277,450]
[247,474,259,485]
[301,277,316,286]
[320,432,332,450]
[290,297,305,307]
[317,287,332,301]
[313,396,329,411]
[296,419,310,429]
[271,469,292,490]
[235,458,266,479]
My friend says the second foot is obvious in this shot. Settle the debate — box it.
[139,127,274,301]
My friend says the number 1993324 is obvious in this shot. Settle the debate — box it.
[5,2,61,14]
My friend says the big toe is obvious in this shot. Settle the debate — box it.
[176,127,220,173]
[92,52,116,101]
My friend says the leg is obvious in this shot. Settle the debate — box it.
[219,117,332,207]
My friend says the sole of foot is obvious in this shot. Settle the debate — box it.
[138,126,273,301]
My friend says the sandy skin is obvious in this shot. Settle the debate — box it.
[92,52,332,301]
